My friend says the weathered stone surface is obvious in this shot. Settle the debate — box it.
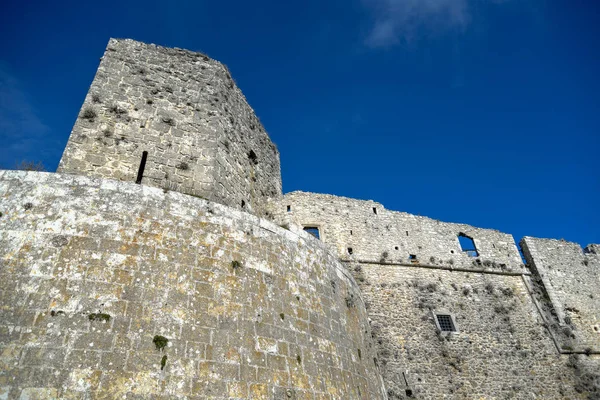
[2,38,599,400]
[269,191,525,272]
[57,39,281,218]
[269,191,600,399]
[0,171,385,399]
[522,237,600,353]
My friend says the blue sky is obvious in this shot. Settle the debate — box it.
[1,0,598,247]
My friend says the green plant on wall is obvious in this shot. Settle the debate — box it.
[153,335,169,351]
[89,313,111,322]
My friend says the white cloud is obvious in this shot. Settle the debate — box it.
[363,0,500,48]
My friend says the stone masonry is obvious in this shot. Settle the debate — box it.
[521,237,600,353]
[0,171,385,399]
[57,39,281,218]
[0,38,598,399]
[269,191,599,399]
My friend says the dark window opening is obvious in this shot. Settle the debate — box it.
[394,246,399,250]
[303,226,320,240]
[373,207,377,214]
[450,250,455,254]
[286,205,291,212]
[405,389,414,398]
[248,150,258,165]
[409,254,418,263]
[350,230,353,235]
[458,233,478,257]
[241,200,246,208]
[135,151,148,184]
[436,314,456,332]
[406,231,409,236]
[348,247,353,255]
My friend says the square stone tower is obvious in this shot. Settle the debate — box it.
[58,38,282,216]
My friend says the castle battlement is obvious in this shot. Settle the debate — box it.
[0,39,597,399]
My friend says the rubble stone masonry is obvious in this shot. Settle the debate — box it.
[0,38,598,399]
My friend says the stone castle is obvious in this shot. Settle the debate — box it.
[0,38,598,399]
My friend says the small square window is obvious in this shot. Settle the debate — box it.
[303,226,320,240]
[435,314,457,332]
[348,247,353,255]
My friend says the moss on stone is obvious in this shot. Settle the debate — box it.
[89,313,111,322]
[153,335,169,351]
[50,310,65,317]
[80,107,97,121]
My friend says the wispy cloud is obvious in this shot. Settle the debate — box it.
[0,64,51,168]
[362,0,504,48]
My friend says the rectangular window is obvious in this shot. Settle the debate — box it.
[303,226,320,240]
[458,233,478,257]
[286,205,291,212]
[436,314,457,332]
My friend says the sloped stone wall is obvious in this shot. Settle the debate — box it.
[57,38,281,217]
[0,171,384,399]
[521,237,600,352]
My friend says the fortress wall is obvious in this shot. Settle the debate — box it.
[57,38,281,217]
[349,263,586,399]
[0,171,384,400]
[521,237,600,352]
[269,192,599,398]
[271,192,525,272]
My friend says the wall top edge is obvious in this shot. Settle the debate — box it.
[0,169,364,293]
